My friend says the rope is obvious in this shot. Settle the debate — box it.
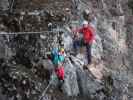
[9,0,15,13]
[38,71,58,100]
[39,80,53,100]
[0,31,62,35]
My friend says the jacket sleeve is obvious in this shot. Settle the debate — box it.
[89,26,95,43]
[72,27,83,33]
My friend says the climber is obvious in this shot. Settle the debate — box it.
[73,31,81,54]
[48,22,52,31]
[50,48,65,81]
[83,9,97,30]
[72,20,95,65]
[83,9,90,21]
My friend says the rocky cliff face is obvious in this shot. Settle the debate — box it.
[0,0,133,100]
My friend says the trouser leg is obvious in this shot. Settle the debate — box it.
[86,44,92,64]
[73,40,80,54]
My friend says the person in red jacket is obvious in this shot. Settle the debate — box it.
[73,20,95,64]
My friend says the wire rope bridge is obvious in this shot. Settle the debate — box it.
[0,31,62,35]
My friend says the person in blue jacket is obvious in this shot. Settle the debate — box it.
[50,48,65,80]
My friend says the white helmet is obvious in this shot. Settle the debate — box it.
[82,20,88,25]
[84,9,90,15]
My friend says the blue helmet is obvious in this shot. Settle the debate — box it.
[51,48,58,56]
